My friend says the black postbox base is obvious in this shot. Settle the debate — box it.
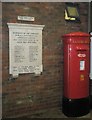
[62,96,90,117]
[90,95,92,109]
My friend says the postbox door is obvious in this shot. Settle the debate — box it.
[69,44,89,99]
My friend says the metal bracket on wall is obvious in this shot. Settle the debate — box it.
[8,75,18,82]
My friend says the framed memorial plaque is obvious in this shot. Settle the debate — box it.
[7,23,45,77]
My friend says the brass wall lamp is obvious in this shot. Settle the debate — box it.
[65,2,80,23]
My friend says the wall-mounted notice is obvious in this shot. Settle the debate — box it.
[7,23,45,77]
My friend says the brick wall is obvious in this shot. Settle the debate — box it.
[2,2,89,118]
[0,2,2,119]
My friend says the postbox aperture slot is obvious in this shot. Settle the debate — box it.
[77,49,87,51]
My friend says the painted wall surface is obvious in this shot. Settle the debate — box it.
[2,2,89,118]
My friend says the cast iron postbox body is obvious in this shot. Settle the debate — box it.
[62,32,90,117]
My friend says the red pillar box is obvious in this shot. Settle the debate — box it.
[62,32,90,117]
